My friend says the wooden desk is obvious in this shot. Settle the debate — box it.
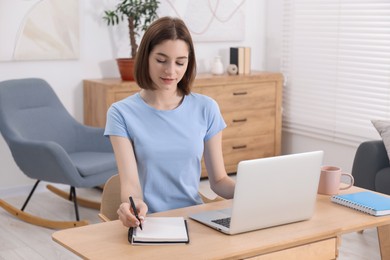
[52,187,390,259]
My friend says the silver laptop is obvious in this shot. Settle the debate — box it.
[189,151,324,235]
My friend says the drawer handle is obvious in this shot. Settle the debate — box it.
[232,145,247,150]
[233,91,248,96]
[232,118,247,123]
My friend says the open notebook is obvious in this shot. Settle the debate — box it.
[128,217,189,245]
[189,151,324,235]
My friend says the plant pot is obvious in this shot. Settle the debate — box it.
[116,58,135,81]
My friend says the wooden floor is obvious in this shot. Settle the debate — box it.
[0,185,382,260]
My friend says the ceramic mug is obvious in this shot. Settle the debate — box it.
[317,166,354,195]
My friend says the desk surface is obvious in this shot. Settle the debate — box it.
[52,187,390,259]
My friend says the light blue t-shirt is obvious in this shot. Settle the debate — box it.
[104,92,226,213]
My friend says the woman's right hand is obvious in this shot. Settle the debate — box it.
[117,199,148,228]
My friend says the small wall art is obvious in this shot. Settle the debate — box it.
[159,0,245,42]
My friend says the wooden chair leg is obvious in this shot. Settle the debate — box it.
[336,235,341,258]
[46,184,101,210]
[0,199,88,229]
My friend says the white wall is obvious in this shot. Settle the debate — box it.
[265,0,358,174]
[0,0,267,193]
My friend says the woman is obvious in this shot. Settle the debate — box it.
[104,16,235,228]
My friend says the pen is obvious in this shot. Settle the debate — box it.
[129,196,143,230]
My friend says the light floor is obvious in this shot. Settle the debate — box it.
[0,183,382,260]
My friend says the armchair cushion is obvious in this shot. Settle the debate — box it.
[68,152,117,177]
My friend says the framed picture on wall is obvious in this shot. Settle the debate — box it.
[0,0,79,61]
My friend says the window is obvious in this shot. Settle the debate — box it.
[282,0,390,146]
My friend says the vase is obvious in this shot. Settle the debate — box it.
[116,58,135,81]
[211,56,224,75]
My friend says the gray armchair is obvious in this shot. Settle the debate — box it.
[351,140,390,195]
[0,78,117,229]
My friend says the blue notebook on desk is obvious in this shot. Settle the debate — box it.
[331,191,390,216]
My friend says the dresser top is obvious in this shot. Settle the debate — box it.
[84,71,283,88]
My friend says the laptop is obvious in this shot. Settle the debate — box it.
[189,151,324,235]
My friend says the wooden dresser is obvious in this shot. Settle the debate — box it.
[84,71,283,178]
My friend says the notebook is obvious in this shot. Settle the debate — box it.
[189,151,324,235]
[331,191,390,216]
[128,217,189,245]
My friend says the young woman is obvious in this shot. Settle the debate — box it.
[104,16,235,228]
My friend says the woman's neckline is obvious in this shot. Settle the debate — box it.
[137,91,186,112]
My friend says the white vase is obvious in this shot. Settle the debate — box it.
[211,56,224,75]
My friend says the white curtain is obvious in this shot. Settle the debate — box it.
[281,0,390,146]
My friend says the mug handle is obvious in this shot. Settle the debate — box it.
[340,173,354,190]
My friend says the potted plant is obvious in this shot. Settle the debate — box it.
[103,0,160,81]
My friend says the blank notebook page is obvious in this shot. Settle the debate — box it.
[133,217,188,242]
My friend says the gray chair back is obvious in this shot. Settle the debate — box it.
[0,78,80,152]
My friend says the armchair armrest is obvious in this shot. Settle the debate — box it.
[9,139,84,187]
[351,140,389,191]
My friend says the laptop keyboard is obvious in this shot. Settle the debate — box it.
[211,217,231,228]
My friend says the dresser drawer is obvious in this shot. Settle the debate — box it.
[201,83,276,112]
[223,108,276,139]
[201,135,275,177]
[223,135,275,173]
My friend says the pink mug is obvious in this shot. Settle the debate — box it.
[317,166,354,195]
